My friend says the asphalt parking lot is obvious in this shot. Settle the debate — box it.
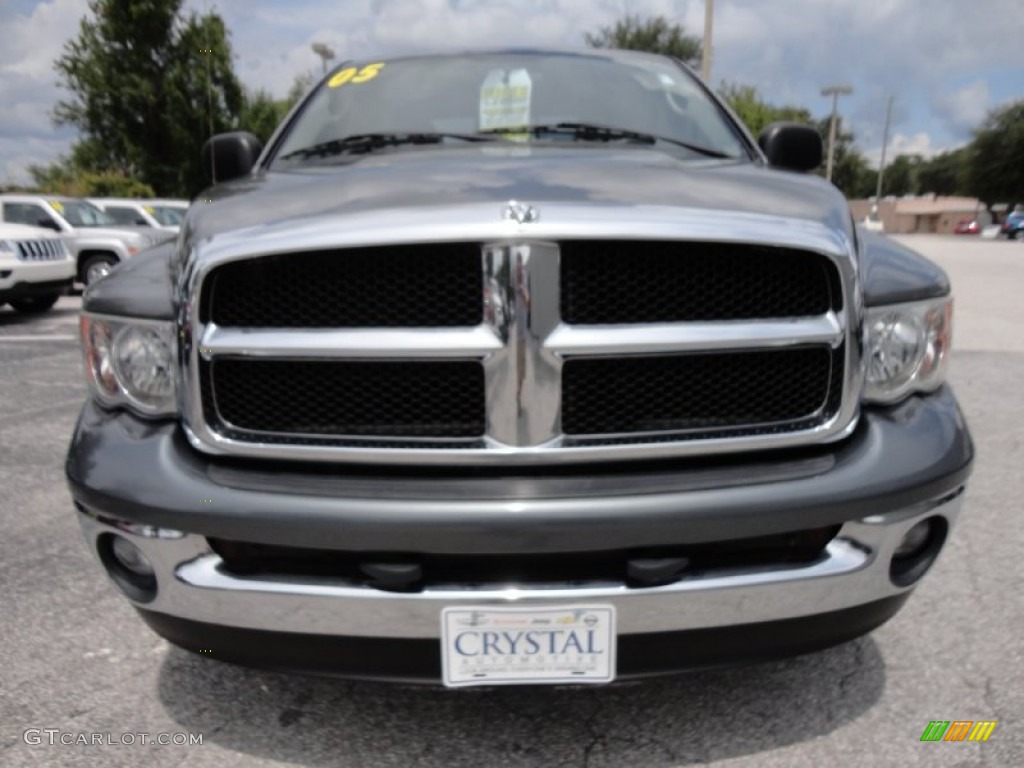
[1,235,1021,767]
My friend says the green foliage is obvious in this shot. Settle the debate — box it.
[963,100,1024,206]
[52,0,244,197]
[814,116,876,198]
[880,154,924,197]
[239,73,315,145]
[717,82,813,138]
[916,148,968,196]
[27,155,154,197]
[239,89,289,145]
[584,14,702,68]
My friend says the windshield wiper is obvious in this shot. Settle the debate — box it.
[480,122,735,159]
[279,132,498,161]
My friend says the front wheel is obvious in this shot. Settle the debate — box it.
[81,254,118,285]
[9,293,61,314]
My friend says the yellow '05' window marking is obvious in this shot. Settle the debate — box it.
[328,62,386,88]
[49,200,64,213]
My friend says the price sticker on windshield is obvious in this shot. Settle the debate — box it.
[328,62,386,88]
[49,200,65,213]
[479,68,532,139]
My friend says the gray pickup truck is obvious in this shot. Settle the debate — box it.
[0,194,172,285]
[66,48,972,686]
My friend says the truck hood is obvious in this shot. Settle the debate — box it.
[185,145,854,248]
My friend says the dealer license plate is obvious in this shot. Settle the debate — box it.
[441,605,616,687]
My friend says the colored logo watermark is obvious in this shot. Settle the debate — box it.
[920,721,997,742]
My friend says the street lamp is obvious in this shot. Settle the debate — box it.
[821,85,853,183]
[311,42,335,74]
[701,0,714,82]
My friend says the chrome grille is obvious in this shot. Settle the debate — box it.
[15,239,66,261]
[186,227,859,466]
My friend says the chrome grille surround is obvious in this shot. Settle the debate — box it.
[180,203,862,466]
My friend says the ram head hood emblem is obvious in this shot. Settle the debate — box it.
[502,200,539,224]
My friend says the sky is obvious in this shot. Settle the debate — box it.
[1,0,1021,186]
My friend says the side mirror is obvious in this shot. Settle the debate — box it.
[201,132,263,184]
[758,122,823,172]
[37,218,61,232]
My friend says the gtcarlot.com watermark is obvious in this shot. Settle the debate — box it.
[24,729,203,747]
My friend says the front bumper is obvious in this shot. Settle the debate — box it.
[67,387,973,679]
[0,255,74,301]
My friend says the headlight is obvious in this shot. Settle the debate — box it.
[864,297,952,404]
[80,314,178,417]
[0,239,12,252]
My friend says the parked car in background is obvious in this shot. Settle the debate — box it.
[0,194,173,285]
[89,198,188,233]
[1001,211,1024,239]
[0,222,74,313]
[953,218,980,235]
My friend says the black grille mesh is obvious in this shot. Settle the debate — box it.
[205,359,485,438]
[560,241,840,324]
[562,347,840,436]
[204,244,482,327]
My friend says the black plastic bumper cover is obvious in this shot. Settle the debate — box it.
[65,387,973,554]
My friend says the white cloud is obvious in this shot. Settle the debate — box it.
[935,80,992,134]
[2,0,1020,186]
[861,131,961,169]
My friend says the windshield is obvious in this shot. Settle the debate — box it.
[149,205,185,226]
[51,199,115,227]
[273,51,747,166]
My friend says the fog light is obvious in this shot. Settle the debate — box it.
[98,533,157,602]
[894,519,932,558]
[890,516,948,588]
[111,535,155,577]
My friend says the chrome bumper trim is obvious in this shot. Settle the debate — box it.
[78,493,961,639]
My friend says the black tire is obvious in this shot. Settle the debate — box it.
[81,253,119,285]
[9,293,61,314]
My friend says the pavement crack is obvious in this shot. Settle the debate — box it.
[580,699,607,768]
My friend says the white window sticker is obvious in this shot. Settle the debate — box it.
[479,69,533,136]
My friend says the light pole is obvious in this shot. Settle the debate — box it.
[821,85,853,183]
[875,95,895,202]
[701,0,714,82]
[311,42,335,74]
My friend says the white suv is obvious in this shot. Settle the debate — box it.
[0,222,74,313]
[0,195,173,286]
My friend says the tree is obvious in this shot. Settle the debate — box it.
[239,89,289,145]
[718,83,813,138]
[584,14,702,67]
[881,154,924,197]
[963,99,1024,207]
[239,72,315,144]
[917,148,968,196]
[26,156,155,197]
[815,116,875,199]
[52,0,244,197]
